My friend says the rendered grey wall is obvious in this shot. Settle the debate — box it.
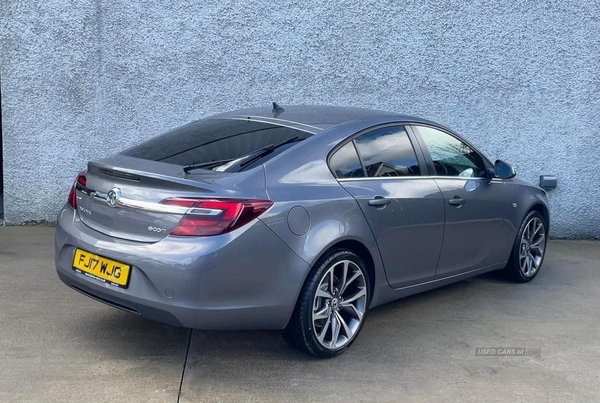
[1,0,599,237]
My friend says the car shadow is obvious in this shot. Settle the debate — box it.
[73,308,191,360]
[75,270,509,363]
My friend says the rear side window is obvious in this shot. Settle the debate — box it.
[329,142,364,178]
[354,126,420,177]
[121,118,313,172]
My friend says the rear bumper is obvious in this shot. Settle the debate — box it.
[55,205,309,330]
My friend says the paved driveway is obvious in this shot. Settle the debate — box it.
[0,227,598,402]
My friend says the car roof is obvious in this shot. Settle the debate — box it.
[213,104,431,131]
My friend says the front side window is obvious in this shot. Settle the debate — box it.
[416,126,487,178]
[354,126,420,177]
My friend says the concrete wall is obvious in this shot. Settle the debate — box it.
[1,0,599,237]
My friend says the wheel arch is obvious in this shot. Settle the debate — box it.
[329,239,376,299]
[527,202,550,233]
[505,200,549,283]
[306,238,378,306]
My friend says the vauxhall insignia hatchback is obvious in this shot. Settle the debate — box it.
[56,104,549,357]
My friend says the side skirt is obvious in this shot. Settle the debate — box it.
[369,261,507,308]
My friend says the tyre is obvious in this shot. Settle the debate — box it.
[283,249,370,358]
[506,210,548,283]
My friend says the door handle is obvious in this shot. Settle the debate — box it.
[368,196,391,207]
[448,197,465,206]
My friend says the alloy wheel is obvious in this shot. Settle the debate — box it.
[312,260,367,350]
[519,217,546,277]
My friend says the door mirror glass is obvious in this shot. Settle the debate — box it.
[494,160,516,179]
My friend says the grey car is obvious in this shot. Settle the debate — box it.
[55,104,549,358]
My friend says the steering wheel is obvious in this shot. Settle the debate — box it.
[433,161,448,176]
[373,162,385,177]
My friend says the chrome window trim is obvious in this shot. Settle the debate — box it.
[227,117,318,134]
[337,176,504,182]
[238,115,322,131]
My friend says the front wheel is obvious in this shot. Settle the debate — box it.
[506,211,548,283]
[283,249,370,358]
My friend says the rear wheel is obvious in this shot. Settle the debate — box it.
[283,249,370,358]
[506,211,547,282]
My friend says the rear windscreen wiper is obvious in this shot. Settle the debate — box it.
[238,136,300,169]
[183,158,236,173]
[183,136,300,174]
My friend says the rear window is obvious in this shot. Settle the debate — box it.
[329,142,364,178]
[354,126,420,177]
[121,118,313,172]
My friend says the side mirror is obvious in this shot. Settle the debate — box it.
[539,175,557,190]
[494,160,516,179]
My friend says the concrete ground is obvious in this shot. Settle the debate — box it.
[0,227,598,402]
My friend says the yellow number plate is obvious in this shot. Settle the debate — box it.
[72,249,131,288]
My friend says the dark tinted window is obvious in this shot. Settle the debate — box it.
[417,126,486,178]
[121,118,312,172]
[354,126,420,177]
[330,142,364,178]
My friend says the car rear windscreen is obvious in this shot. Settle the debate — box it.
[120,118,313,172]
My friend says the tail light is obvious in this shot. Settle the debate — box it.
[160,198,273,236]
[68,172,87,209]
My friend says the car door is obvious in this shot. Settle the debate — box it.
[411,125,513,277]
[330,124,445,288]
